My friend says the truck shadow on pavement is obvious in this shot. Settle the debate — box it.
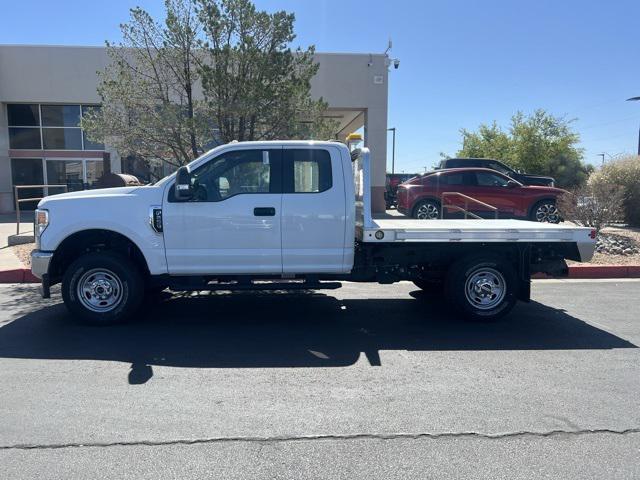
[0,286,635,384]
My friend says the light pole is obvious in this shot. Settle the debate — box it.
[387,127,396,174]
[626,97,640,155]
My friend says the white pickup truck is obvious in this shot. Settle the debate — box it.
[31,141,596,325]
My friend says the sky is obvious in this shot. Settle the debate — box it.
[1,0,639,174]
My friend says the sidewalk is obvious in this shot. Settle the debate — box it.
[0,212,34,248]
[0,212,38,282]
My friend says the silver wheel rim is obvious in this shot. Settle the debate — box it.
[416,202,439,220]
[535,203,559,223]
[464,267,506,310]
[76,268,124,313]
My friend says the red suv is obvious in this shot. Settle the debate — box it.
[396,168,566,223]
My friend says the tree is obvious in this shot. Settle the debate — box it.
[83,0,336,173]
[196,0,336,143]
[454,110,592,188]
[83,0,209,170]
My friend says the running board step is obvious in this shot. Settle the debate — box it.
[168,281,343,292]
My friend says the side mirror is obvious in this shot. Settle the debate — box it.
[174,166,193,201]
[506,180,519,188]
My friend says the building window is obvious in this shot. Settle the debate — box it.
[6,103,104,151]
[42,128,83,150]
[8,127,42,149]
[7,104,40,126]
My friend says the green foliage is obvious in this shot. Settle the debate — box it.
[196,0,336,142]
[83,0,337,171]
[455,109,592,188]
[589,155,640,226]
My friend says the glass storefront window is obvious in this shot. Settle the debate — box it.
[7,104,40,126]
[46,160,85,192]
[41,105,81,127]
[11,158,44,210]
[8,127,42,149]
[85,160,105,188]
[42,128,83,150]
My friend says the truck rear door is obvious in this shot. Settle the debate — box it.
[280,146,348,273]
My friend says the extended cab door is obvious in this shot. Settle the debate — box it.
[281,146,347,273]
[162,148,283,275]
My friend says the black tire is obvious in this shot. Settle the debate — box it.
[413,199,441,220]
[444,254,518,322]
[530,199,561,223]
[62,252,144,326]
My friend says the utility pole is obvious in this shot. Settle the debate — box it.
[597,153,605,165]
[387,127,396,173]
[626,97,640,155]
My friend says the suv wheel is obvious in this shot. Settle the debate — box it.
[62,252,144,325]
[531,200,560,223]
[413,200,440,220]
[445,254,518,321]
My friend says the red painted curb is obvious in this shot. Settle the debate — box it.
[0,268,39,284]
[533,265,640,279]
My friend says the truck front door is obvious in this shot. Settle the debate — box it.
[162,148,283,275]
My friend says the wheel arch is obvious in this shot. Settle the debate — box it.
[49,229,150,285]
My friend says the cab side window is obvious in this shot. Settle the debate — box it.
[172,149,281,202]
[283,149,332,193]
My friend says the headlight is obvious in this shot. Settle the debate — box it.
[34,209,49,237]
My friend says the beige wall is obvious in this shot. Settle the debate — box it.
[0,45,388,212]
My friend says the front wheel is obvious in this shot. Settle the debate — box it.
[444,254,518,321]
[531,200,561,223]
[62,252,144,325]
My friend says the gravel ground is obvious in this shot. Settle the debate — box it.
[10,243,34,267]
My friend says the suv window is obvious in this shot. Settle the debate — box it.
[437,171,471,185]
[486,161,513,175]
[284,149,332,193]
[175,149,281,202]
[475,171,510,187]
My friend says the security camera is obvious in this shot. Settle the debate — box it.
[393,58,400,69]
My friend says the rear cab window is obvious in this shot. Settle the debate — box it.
[283,149,332,193]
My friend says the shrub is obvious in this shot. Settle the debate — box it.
[588,155,640,226]
[558,182,625,232]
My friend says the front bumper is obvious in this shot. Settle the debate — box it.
[31,250,53,280]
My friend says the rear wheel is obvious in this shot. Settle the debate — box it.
[531,200,560,223]
[444,254,518,321]
[413,199,440,220]
[62,252,144,325]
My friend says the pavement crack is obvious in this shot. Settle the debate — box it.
[2,428,640,451]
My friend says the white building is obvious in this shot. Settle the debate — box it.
[0,45,389,213]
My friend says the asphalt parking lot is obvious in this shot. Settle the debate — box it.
[0,279,639,479]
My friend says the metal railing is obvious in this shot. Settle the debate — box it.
[14,184,68,235]
[441,192,499,220]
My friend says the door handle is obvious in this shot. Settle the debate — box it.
[254,207,276,216]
